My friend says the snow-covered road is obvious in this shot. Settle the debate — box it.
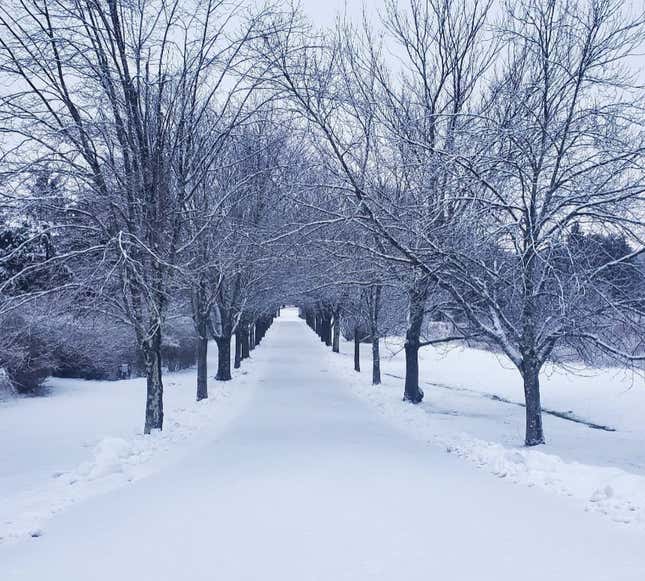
[2,309,645,580]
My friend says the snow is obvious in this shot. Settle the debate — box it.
[338,335,645,528]
[0,344,255,543]
[1,308,644,580]
[77,436,132,480]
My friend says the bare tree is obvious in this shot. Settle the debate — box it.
[0,0,259,431]
[259,0,492,403]
[438,0,645,445]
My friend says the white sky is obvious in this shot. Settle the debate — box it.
[298,0,372,28]
[298,0,645,82]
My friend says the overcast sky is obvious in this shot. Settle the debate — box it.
[297,0,645,81]
[298,0,372,27]
[298,0,645,28]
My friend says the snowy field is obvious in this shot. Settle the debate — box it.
[0,344,257,543]
[338,334,645,527]
[1,308,644,580]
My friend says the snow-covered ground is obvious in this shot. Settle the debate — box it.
[0,343,256,543]
[337,334,645,527]
[1,308,644,580]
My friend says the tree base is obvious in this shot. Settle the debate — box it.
[403,387,424,404]
[524,436,545,447]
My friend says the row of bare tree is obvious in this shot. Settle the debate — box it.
[261,0,645,446]
[1,0,643,446]
[0,0,297,430]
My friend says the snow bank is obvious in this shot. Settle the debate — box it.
[443,436,645,525]
[75,437,133,480]
[380,336,644,436]
[0,361,256,544]
[346,369,645,528]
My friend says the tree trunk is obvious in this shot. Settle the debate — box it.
[215,336,232,381]
[234,329,242,369]
[196,319,208,400]
[332,310,341,353]
[371,335,381,385]
[520,242,544,446]
[143,326,164,433]
[249,324,256,351]
[403,340,423,403]
[521,359,545,446]
[354,325,361,372]
[191,285,209,401]
[370,283,382,385]
[324,314,332,347]
[241,324,250,360]
[403,282,426,404]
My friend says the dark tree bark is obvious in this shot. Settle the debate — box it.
[256,314,272,344]
[521,359,544,446]
[316,309,330,344]
[191,282,210,401]
[215,336,232,381]
[371,335,381,385]
[403,281,426,404]
[241,324,250,360]
[369,283,382,385]
[143,325,164,433]
[323,313,332,347]
[249,323,256,351]
[403,340,423,403]
[234,329,242,369]
[354,325,361,372]
[211,306,234,381]
[332,309,341,353]
[519,246,545,446]
[518,239,544,446]
[196,317,209,400]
